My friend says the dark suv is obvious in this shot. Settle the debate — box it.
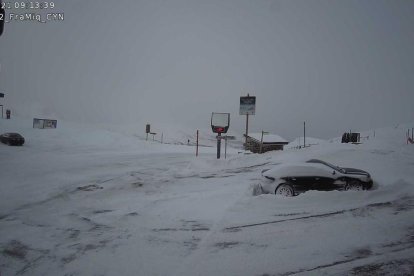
[0,133,25,146]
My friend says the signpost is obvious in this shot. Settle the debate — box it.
[223,135,235,159]
[196,130,199,157]
[211,112,230,159]
[304,121,306,148]
[240,94,256,148]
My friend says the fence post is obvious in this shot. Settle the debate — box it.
[196,130,199,157]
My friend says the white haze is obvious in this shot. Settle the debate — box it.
[1,0,413,139]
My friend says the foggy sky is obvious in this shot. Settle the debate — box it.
[1,0,413,139]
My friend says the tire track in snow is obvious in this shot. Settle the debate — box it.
[278,244,414,276]
[223,199,413,231]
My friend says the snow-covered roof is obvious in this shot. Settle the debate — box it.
[248,133,288,143]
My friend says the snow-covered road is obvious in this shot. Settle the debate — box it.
[1,119,414,275]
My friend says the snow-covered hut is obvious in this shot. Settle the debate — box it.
[244,133,288,153]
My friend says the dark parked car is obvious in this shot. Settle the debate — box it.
[0,133,25,146]
[260,159,373,196]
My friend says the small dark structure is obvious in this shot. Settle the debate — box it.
[244,133,288,153]
[33,118,57,129]
[341,132,360,143]
[0,132,25,146]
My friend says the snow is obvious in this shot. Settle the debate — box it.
[263,162,335,178]
[1,117,414,275]
[289,136,327,148]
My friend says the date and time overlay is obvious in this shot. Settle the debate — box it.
[1,1,64,24]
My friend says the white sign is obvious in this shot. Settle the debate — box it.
[211,112,230,134]
[211,113,229,127]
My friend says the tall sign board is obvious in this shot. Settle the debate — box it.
[240,95,256,149]
[239,96,256,115]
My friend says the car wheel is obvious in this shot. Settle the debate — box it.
[275,183,295,197]
[345,180,364,191]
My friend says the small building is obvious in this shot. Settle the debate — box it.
[33,118,57,129]
[341,132,360,143]
[244,133,289,153]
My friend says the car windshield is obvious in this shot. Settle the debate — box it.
[307,159,345,173]
[5,133,21,138]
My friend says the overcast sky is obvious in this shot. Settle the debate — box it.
[1,0,413,139]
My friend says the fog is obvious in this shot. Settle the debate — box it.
[1,0,413,139]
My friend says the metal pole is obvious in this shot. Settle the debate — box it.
[303,121,306,148]
[224,136,227,159]
[196,130,199,157]
[245,113,249,149]
[244,93,250,149]
[161,132,163,144]
[260,130,264,154]
[217,133,221,159]
[412,128,413,140]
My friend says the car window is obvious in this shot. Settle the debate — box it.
[308,159,344,173]
[304,164,337,177]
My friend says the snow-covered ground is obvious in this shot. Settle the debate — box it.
[288,136,327,149]
[1,118,414,275]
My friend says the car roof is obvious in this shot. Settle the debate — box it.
[263,162,333,178]
[306,159,324,164]
[2,132,23,136]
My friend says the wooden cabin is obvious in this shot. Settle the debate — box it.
[244,133,289,153]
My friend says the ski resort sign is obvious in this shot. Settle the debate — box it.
[239,96,256,115]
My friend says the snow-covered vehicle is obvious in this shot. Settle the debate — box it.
[260,159,373,196]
